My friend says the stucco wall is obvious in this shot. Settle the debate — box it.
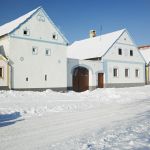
[0,59,8,87]
[103,31,145,84]
[7,9,68,89]
[0,36,10,57]
[10,9,67,45]
[104,60,145,84]
[67,58,103,88]
[9,38,67,89]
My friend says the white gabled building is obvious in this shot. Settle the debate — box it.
[0,7,68,91]
[139,45,150,84]
[67,29,146,92]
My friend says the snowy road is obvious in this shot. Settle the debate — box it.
[0,86,150,150]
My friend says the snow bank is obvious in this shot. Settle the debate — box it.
[0,86,150,117]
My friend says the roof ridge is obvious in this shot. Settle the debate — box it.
[0,7,41,37]
[72,29,126,44]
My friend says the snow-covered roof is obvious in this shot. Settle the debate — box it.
[139,47,150,64]
[0,7,40,37]
[67,29,126,59]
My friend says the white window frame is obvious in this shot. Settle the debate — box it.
[52,33,58,40]
[45,49,51,56]
[130,50,133,56]
[23,29,30,36]
[45,74,47,81]
[118,48,122,55]
[113,67,119,78]
[32,47,38,55]
[135,69,140,78]
[125,68,130,78]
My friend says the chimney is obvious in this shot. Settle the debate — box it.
[89,30,96,38]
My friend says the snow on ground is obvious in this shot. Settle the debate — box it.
[0,86,150,150]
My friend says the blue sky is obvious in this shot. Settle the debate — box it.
[0,0,150,45]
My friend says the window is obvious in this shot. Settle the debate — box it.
[32,47,38,55]
[0,67,3,78]
[130,50,133,56]
[45,49,51,56]
[118,48,122,55]
[45,75,47,81]
[26,77,28,81]
[52,33,58,40]
[125,68,129,77]
[23,29,30,36]
[113,68,118,77]
[135,69,139,77]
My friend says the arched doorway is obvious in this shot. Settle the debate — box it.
[73,66,89,92]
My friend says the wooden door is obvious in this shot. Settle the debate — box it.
[98,73,104,88]
[73,67,89,92]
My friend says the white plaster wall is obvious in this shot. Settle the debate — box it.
[104,31,145,63]
[11,9,66,44]
[0,36,10,57]
[9,38,67,89]
[0,59,8,86]
[106,61,145,83]
[67,58,103,87]
[103,31,145,84]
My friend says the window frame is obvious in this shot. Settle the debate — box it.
[113,67,119,78]
[0,67,4,79]
[118,48,122,55]
[135,69,140,78]
[45,74,47,81]
[125,68,130,78]
[23,29,30,36]
[45,49,51,56]
[130,50,133,56]
[52,33,58,40]
[26,77,28,82]
[32,47,38,55]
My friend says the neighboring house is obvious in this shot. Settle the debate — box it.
[139,45,150,84]
[0,7,68,91]
[67,29,146,92]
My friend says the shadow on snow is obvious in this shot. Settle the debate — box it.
[0,112,24,127]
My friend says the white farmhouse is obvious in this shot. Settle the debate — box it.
[139,45,150,84]
[0,7,68,91]
[67,29,146,92]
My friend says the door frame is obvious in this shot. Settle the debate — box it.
[72,66,89,92]
[98,73,104,88]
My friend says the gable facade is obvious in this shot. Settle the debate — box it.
[67,30,146,91]
[103,30,145,87]
[0,7,68,91]
[139,46,150,84]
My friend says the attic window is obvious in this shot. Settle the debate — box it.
[52,33,58,40]
[23,29,30,36]
[118,48,122,55]
[130,50,133,56]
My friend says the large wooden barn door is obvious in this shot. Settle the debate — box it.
[98,73,104,88]
[73,67,89,92]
